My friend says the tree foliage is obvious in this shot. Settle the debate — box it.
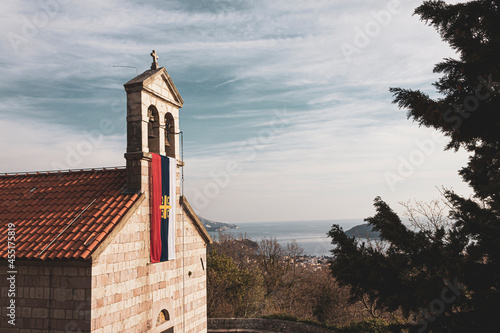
[207,234,265,318]
[329,1,500,332]
[207,233,386,327]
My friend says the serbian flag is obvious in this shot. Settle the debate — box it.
[150,153,176,263]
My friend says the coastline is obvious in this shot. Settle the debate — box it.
[207,219,364,257]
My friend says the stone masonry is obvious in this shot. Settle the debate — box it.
[0,261,91,332]
[90,193,209,332]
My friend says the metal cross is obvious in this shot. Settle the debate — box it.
[151,50,159,70]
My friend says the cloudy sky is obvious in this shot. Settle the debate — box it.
[0,0,471,223]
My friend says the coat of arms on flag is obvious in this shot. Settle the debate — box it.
[150,153,176,263]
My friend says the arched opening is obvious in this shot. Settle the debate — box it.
[164,113,176,158]
[156,309,170,325]
[148,105,160,154]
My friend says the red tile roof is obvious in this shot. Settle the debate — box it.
[0,168,142,260]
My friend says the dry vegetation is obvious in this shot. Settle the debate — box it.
[207,232,402,328]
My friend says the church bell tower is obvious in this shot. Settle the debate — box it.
[123,50,184,192]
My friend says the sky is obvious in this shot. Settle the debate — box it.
[0,0,472,223]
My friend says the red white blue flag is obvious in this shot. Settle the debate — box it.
[150,153,176,263]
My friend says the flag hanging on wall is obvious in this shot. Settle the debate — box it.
[150,153,176,263]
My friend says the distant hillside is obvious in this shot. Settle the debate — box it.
[208,238,259,249]
[198,216,238,232]
[345,223,381,239]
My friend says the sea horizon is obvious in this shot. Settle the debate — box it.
[207,218,367,257]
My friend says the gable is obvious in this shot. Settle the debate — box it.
[145,72,183,106]
[124,67,184,108]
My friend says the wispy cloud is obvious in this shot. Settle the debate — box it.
[0,0,472,222]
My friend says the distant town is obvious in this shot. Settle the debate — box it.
[296,255,332,270]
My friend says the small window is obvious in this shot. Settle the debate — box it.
[157,309,170,325]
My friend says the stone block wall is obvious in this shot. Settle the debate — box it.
[90,196,151,333]
[91,190,208,333]
[0,260,91,333]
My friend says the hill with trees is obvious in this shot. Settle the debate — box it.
[198,215,239,232]
[344,224,381,239]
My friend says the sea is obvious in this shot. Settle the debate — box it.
[207,219,365,257]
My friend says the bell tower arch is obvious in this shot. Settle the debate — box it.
[123,50,184,192]
[164,112,176,159]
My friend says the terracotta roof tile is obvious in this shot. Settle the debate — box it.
[0,168,142,260]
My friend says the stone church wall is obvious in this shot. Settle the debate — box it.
[90,188,208,333]
[0,260,92,333]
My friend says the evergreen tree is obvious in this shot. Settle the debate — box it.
[328,1,500,331]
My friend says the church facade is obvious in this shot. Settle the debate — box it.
[0,52,211,333]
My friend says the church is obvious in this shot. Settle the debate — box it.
[0,51,212,333]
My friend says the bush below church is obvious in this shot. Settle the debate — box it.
[207,232,404,330]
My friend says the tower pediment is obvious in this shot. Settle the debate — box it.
[124,67,184,108]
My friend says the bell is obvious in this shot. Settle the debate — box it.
[148,125,156,138]
[165,132,170,147]
[165,119,172,146]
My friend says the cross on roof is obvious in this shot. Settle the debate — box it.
[151,50,159,70]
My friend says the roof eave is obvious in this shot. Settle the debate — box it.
[181,196,213,245]
[89,192,146,261]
